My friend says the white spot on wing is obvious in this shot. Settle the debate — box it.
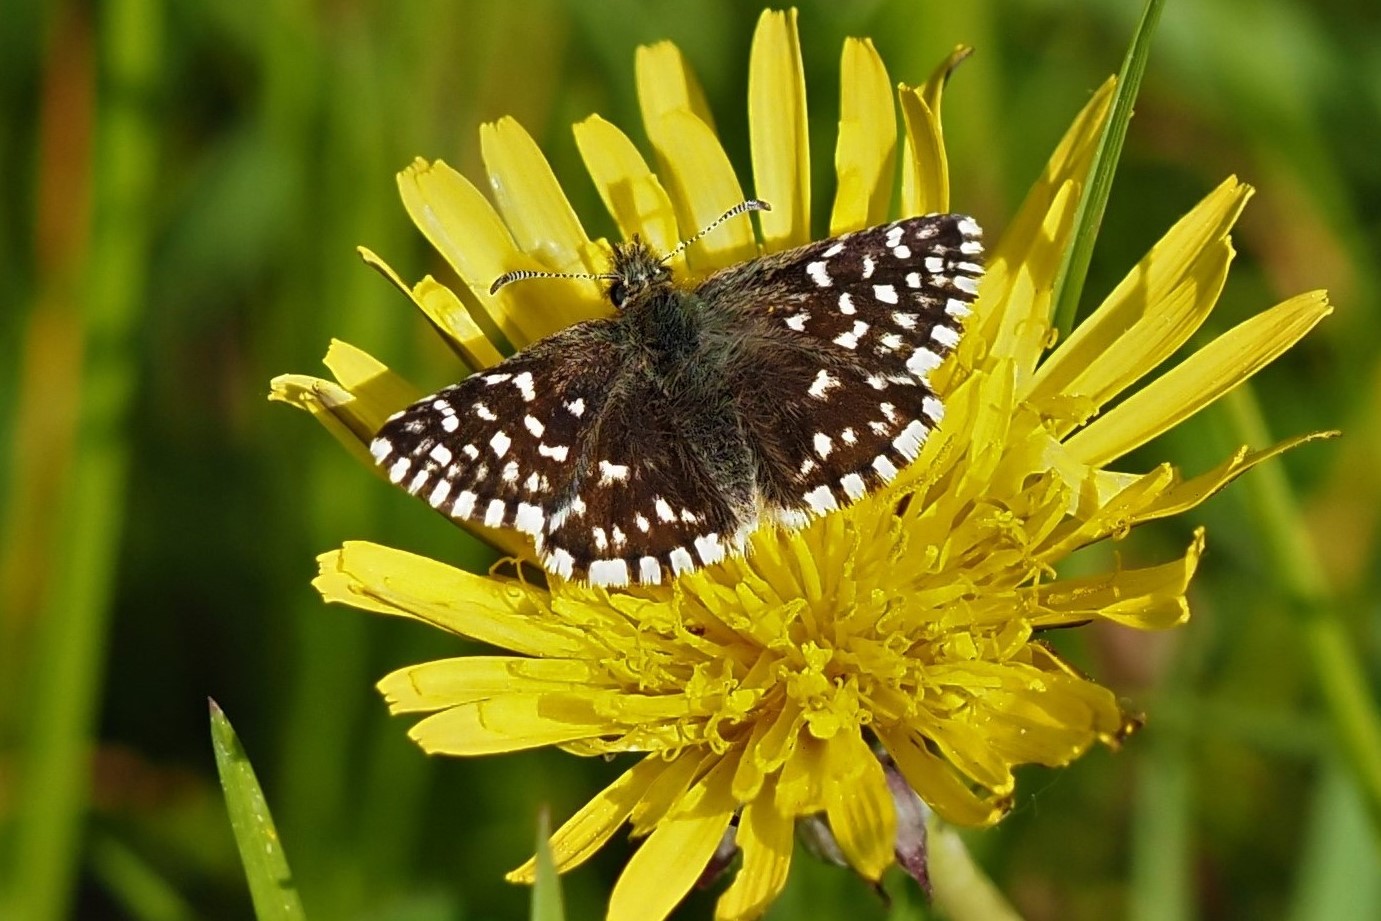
[490,430,511,458]
[931,325,961,349]
[814,432,833,458]
[538,443,569,462]
[872,455,898,481]
[598,460,630,483]
[873,284,898,305]
[694,533,725,565]
[907,348,942,376]
[546,548,575,580]
[804,485,838,514]
[427,479,451,508]
[841,473,866,499]
[639,556,662,584]
[388,457,410,484]
[474,403,497,421]
[922,396,945,423]
[566,398,585,417]
[669,547,695,575]
[511,371,536,402]
[808,369,839,400]
[838,292,856,315]
[484,499,506,527]
[524,415,545,437]
[807,260,832,287]
[892,420,928,460]
[786,312,810,332]
[655,498,675,522]
[514,503,544,534]
[954,275,980,295]
[452,490,477,518]
[370,438,392,461]
[945,297,971,319]
[429,444,453,465]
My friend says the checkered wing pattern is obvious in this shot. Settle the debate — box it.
[702,214,983,521]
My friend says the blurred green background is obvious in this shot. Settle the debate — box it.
[2,1,1379,919]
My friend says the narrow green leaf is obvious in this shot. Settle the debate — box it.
[530,808,566,921]
[209,700,307,921]
[1049,0,1167,342]
[1128,731,1192,921]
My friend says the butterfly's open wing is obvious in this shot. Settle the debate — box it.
[371,320,752,588]
[369,320,630,545]
[699,214,984,521]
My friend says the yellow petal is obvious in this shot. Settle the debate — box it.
[635,41,717,131]
[898,87,943,216]
[715,785,793,921]
[830,38,894,235]
[1129,431,1337,524]
[407,694,612,755]
[823,731,896,881]
[397,157,596,349]
[1028,529,1203,630]
[979,178,1075,377]
[268,340,421,467]
[314,542,578,655]
[508,756,666,883]
[876,725,1007,827]
[376,656,599,713]
[1026,177,1252,417]
[637,44,754,273]
[358,246,504,371]
[608,755,739,921]
[628,749,713,836]
[749,9,810,251]
[898,47,968,218]
[977,78,1114,373]
[480,116,608,286]
[573,115,681,260]
[1064,291,1332,467]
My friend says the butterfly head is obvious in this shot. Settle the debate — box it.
[606,236,673,310]
[488,200,770,303]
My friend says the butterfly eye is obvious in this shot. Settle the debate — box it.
[608,280,628,308]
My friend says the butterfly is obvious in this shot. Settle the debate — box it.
[370,201,983,586]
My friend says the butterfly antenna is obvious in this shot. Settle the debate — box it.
[489,269,620,295]
[661,199,772,263]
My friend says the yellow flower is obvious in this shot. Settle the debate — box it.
[271,9,1331,921]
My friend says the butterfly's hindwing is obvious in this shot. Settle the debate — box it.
[540,372,753,587]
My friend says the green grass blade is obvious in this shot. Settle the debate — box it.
[1288,758,1381,921]
[0,1,162,917]
[1049,0,1167,342]
[210,700,307,921]
[1220,386,1381,849]
[530,808,566,921]
[1129,732,1192,921]
[89,834,195,921]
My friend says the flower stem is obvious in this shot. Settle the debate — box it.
[926,817,1025,921]
[1221,385,1381,850]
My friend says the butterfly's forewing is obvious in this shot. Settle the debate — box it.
[370,320,628,541]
